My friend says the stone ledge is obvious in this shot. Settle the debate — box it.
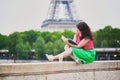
[0,60,120,76]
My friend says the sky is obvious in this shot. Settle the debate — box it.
[0,0,120,35]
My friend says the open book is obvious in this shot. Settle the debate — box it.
[61,35,77,45]
[68,39,77,45]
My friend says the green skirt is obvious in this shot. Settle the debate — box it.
[71,47,96,64]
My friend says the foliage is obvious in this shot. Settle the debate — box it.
[0,34,9,49]
[94,25,120,48]
[33,36,45,59]
[41,31,51,43]
[62,29,75,39]
[53,40,64,55]
[44,41,54,55]
[22,30,41,46]
[16,41,31,59]
[8,32,23,55]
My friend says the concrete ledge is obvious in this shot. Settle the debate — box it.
[0,60,120,77]
[0,60,44,64]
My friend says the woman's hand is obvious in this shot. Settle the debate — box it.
[61,35,68,43]
[61,35,73,46]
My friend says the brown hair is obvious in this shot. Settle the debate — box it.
[77,22,93,40]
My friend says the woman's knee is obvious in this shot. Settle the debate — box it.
[69,47,72,51]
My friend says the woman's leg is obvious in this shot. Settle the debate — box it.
[64,45,76,61]
[54,48,73,60]
[70,55,76,61]
[46,48,72,61]
[46,48,81,64]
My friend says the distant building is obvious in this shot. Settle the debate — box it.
[41,0,82,32]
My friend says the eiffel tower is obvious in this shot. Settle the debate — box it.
[41,0,82,31]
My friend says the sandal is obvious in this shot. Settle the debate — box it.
[75,59,81,64]
[46,54,54,61]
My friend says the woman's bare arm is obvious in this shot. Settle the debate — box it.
[65,38,90,48]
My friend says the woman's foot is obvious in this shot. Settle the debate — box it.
[46,54,54,61]
[59,55,63,62]
[75,59,81,64]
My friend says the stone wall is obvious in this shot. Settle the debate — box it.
[0,61,120,80]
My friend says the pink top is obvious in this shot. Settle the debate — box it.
[75,32,94,50]
[75,32,81,44]
[82,40,94,50]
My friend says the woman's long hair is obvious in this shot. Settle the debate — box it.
[77,22,93,40]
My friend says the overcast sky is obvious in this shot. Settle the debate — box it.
[0,0,120,35]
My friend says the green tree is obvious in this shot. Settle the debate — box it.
[62,30,75,39]
[44,41,54,55]
[22,30,41,46]
[16,41,31,59]
[0,34,9,49]
[33,36,45,59]
[94,25,120,48]
[41,31,51,43]
[53,40,64,55]
[9,32,22,57]
[50,31,62,42]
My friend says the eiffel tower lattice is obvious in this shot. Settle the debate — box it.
[41,0,82,31]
